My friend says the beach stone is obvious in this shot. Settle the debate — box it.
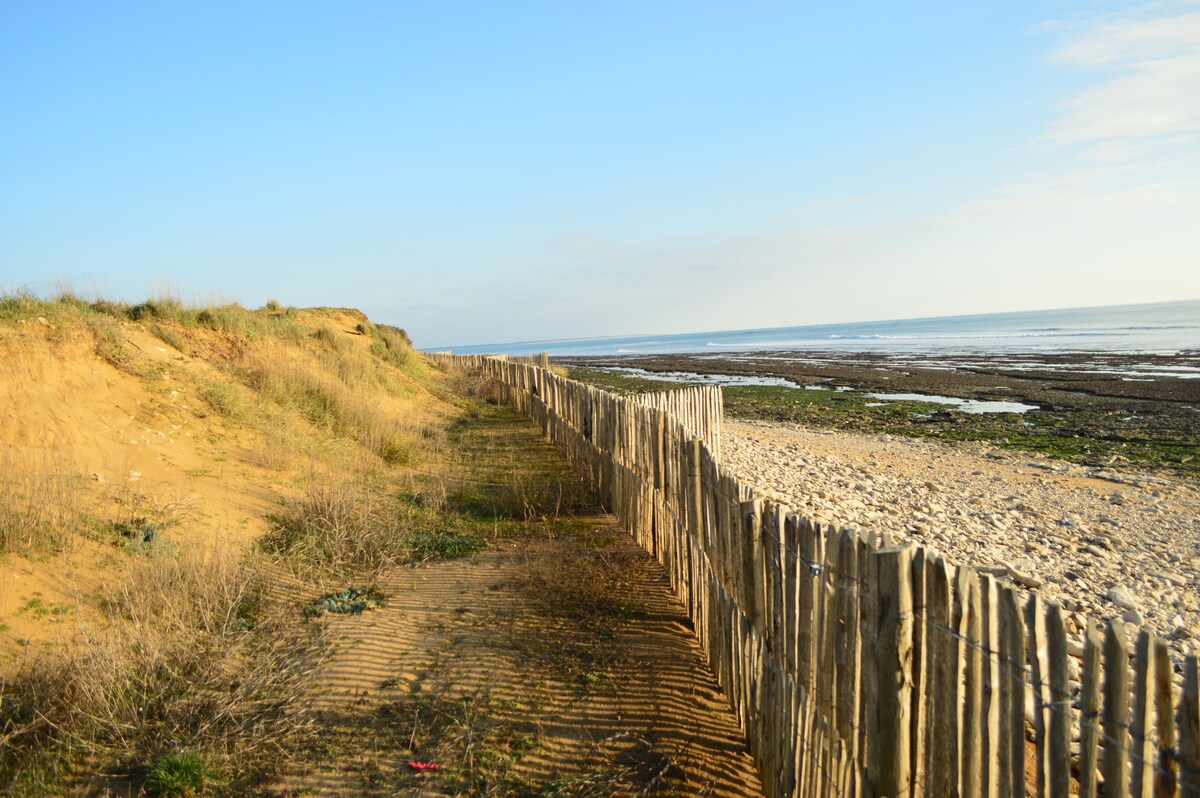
[1123,607,1145,625]
[1153,570,1188,587]
[1108,586,1139,611]
[1009,569,1043,589]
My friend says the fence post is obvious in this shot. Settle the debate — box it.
[742,499,765,634]
[687,438,703,540]
[1154,636,1177,797]
[1182,657,1200,798]
[1104,618,1131,798]
[1045,602,1070,798]
[1131,631,1155,798]
[1079,623,1102,798]
[871,546,914,798]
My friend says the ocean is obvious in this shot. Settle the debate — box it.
[438,299,1200,358]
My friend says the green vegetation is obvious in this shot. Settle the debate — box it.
[563,366,673,396]
[304,585,385,617]
[407,528,487,561]
[722,384,1200,476]
[144,750,218,797]
[261,473,410,576]
[568,367,1200,478]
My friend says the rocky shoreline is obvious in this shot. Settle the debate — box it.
[723,419,1200,661]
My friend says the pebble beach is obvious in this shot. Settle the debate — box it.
[724,419,1200,660]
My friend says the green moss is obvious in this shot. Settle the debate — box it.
[568,369,1200,478]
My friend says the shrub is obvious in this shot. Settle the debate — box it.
[126,298,186,324]
[83,313,138,373]
[150,324,189,354]
[89,298,130,319]
[195,304,262,338]
[144,750,217,797]
[369,324,412,368]
[0,549,316,794]
[261,473,408,575]
[407,528,486,562]
[196,379,255,422]
[0,288,45,320]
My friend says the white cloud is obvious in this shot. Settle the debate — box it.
[931,175,1199,228]
[1047,10,1200,67]
[1040,8,1200,148]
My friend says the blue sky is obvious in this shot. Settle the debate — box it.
[2,2,1198,347]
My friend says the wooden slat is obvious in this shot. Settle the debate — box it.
[999,586,1026,798]
[925,555,955,797]
[1079,624,1103,798]
[815,524,838,735]
[962,569,983,798]
[834,529,860,761]
[1131,631,1155,798]
[741,500,764,634]
[910,547,928,798]
[1182,657,1200,798]
[783,513,801,680]
[1154,636,1178,798]
[797,516,818,695]
[1103,618,1131,798]
[871,546,915,798]
[857,530,877,770]
[981,575,1001,798]
[1045,603,1070,798]
[1027,594,1051,798]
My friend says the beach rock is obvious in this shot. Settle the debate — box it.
[1108,586,1139,611]
[1009,569,1043,589]
[1153,570,1188,587]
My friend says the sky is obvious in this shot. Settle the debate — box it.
[2,2,1198,348]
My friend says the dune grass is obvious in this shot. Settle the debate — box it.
[0,549,319,795]
[0,289,447,791]
[0,451,87,555]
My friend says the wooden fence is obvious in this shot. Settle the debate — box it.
[631,384,723,460]
[441,354,1200,798]
[426,351,550,368]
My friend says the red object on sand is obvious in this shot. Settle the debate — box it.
[407,761,439,771]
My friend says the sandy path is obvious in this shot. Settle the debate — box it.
[277,527,762,797]
[724,419,1200,658]
[276,394,762,796]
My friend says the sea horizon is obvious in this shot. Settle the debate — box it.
[430,297,1200,358]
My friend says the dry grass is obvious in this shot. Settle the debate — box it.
[0,548,320,795]
[0,290,436,470]
[0,291,453,791]
[452,366,503,404]
[0,451,87,554]
[261,470,410,577]
[239,349,419,465]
